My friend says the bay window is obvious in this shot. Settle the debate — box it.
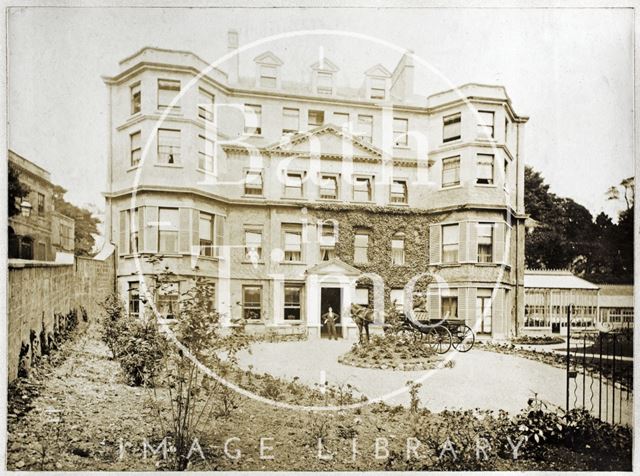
[442,224,459,263]
[158,208,179,253]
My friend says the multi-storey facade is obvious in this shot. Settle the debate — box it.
[8,150,75,261]
[103,36,528,339]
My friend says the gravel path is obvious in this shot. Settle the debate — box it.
[237,339,633,425]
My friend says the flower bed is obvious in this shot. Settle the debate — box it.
[512,335,565,345]
[338,335,446,371]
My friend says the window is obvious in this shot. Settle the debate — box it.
[157,79,180,110]
[476,290,492,334]
[333,112,350,132]
[128,281,140,316]
[244,170,263,196]
[477,110,494,138]
[129,208,139,253]
[391,232,405,265]
[158,208,179,253]
[130,131,141,167]
[320,174,339,200]
[260,65,277,88]
[316,72,333,95]
[282,108,299,134]
[356,114,373,142]
[504,118,509,144]
[476,154,494,185]
[198,135,215,173]
[199,213,214,257]
[503,159,509,189]
[393,118,408,146]
[353,176,373,202]
[157,282,179,319]
[354,231,369,264]
[244,104,262,135]
[442,224,459,263]
[284,172,304,198]
[130,83,141,115]
[370,77,386,99]
[242,286,262,320]
[308,110,324,128]
[441,292,458,319]
[355,287,370,305]
[443,113,461,142]
[390,289,405,311]
[477,223,494,263]
[442,157,460,187]
[244,230,263,262]
[283,224,303,261]
[390,179,408,204]
[157,129,181,164]
[284,285,302,320]
[319,221,336,261]
[198,88,215,121]
[37,193,45,215]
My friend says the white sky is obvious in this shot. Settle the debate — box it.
[7,6,634,219]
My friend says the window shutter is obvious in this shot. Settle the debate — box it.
[504,223,512,265]
[459,221,468,262]
[429,224,441,264]
[215,215,225,257]
[179,208,190,253]
[467,222,478,262]
[145,206,158,253]
[492,288,504,335]
[137,207,145,252]
[494,222,505,263]
[191,209,199,251]
[119,210,129,255]
[466,287,477,327]
[428,287,440,321]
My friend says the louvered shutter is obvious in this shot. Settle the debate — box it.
[503,223,512,265]
[494,222,505,264]
[467,222,478,262]
[459,221,468,262]
[492,288,504,336]
[145,206,159,253]
[215,215,225,257]
[137,207,145,252]
[429,224,441,264]
[119,210,129,255]
[179,208,191,253]
[428,287,440,321]
[191,209,199,253]
[466,287,477,327]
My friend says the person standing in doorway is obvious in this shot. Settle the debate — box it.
[322,307,339,340]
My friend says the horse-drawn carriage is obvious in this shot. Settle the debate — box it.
[350,303,475,354]
[395,311,475,354]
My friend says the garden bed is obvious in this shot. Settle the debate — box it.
[512,335,565,345]
[337,335,447,371]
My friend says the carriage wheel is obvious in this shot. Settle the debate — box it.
[424,327,451,354]
[452,325,475,352]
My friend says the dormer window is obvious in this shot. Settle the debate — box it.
[254,51,283,89]
[317,72,333,95]
[260,65,277,88]
[370,78,386,100]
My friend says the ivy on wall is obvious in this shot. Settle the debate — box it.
[309,204,451,301]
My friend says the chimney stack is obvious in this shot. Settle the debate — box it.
[227,29,239,84]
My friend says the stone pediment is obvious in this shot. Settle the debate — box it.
[267,124,382,159]
[306,258,362,277]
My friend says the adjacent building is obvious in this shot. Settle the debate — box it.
[8,150,75,261]
[102,34,529,339]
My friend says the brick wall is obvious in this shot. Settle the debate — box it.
[7,252,116,381]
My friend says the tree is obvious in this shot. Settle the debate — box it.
[51,184,100,256]
[8,162,30,218]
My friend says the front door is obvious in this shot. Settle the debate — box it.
[320,287,342,339]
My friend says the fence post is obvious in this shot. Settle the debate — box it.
[598,333,603,419]
[566,304,571,415]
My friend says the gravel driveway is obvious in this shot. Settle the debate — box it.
[236,339,633,425]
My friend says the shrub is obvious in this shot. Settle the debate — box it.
[116,316,166,386]
[99,294,127,359]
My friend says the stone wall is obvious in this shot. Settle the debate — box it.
[7,252,115,381]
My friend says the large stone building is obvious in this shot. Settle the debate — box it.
[8,150,75,261]
[102,35,529,339]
